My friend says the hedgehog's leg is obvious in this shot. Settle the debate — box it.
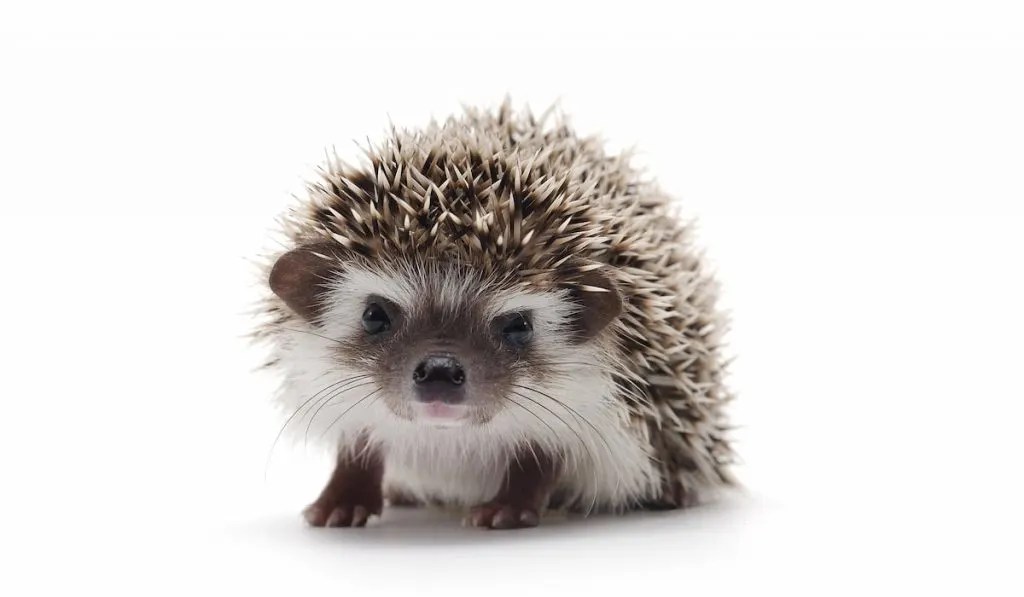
[303,440,384,528]
[466,448,560,530]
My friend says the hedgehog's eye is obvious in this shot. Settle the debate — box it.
[362,303,391,335]
[499,312,533,347]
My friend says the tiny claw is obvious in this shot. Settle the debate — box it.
[351,505,370,527]
[518,509,539,527]
[491,508,519,529]
[303,505,328,527]
[467,503,540,530]
[325,506,351,527]
[469,508,490,528]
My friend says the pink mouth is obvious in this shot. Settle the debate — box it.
[414,402,467,424]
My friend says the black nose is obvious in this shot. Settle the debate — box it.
[413,356,466,386]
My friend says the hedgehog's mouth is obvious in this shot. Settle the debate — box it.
[412,401,468,427]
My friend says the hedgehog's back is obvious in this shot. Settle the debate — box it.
[287,101,676,286]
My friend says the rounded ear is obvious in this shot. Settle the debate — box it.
[568,268,623,341]
[269,242,343,322]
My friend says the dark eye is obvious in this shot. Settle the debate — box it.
[361,303,391,335]
[500,312,533,347]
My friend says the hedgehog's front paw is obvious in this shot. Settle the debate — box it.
[466,502,541,530]
[304,441,384,528]
[304,498,381,528]
[303,481,383,528]
[466,446,558,530]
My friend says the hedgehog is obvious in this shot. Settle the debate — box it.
[252,100,736,530]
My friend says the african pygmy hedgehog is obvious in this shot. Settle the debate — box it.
[253,100,736,529]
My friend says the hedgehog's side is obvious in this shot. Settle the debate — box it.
[253,100,736,510]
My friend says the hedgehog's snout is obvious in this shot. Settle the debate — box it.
[412,354,467,405]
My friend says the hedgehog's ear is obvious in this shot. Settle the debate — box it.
[568,269,623,342]
[269,242,343,323]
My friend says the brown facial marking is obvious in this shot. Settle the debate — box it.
[339,288,520,423]
[569,269,623,341]
[468,447,561,530]
[303,440,384,528]
[269,242,343,323]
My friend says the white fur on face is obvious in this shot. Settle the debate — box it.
[268,263,660,511]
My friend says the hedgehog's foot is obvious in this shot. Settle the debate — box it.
[467,503,541,529]
[304,443,384,528]
[465,446,559,530]
[304,501,379,527]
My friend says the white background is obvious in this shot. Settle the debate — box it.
[2,1,1023,595]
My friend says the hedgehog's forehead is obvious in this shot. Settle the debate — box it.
[333,261,568,318]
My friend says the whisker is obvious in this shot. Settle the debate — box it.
[269,325,345,345]
[498,404,542,470]
[304,380,378,446]
[294,375,373,437]
[509,383,615,454]
[515,360,649,400]
[510,390,603,517]
[263,374,371,480]
[318,387,383,442]
[519,360,606,368]
[504,396,566,477]
[298,375,372,422]
[510,385,619,516]
[509,390,593,462]
[504,395,562,442]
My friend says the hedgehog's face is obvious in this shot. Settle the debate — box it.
[269,243,622,430]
